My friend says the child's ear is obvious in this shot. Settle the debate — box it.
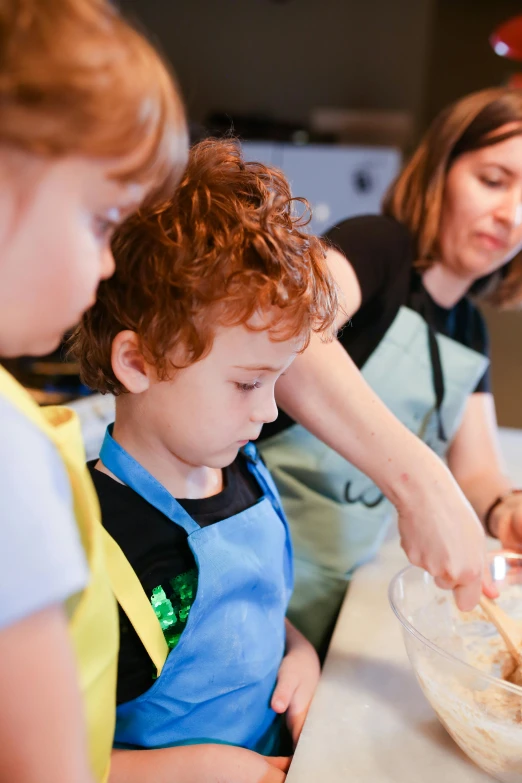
[111,331,151,394]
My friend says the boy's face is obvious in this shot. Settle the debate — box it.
[127,322,301,469]
[0,151,146,357]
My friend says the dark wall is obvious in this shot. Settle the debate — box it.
[121,0,522,427]
[424,0,522,124]
[123,0,434,126]
[480,305,522,429]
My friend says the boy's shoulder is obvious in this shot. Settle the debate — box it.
[87,459,144,520]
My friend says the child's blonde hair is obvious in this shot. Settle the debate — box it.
[0,0,188,197]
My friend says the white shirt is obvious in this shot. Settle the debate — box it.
[0,396,88,629]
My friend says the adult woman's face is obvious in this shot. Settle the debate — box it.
[438,126,522,282]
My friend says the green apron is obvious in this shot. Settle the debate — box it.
[259,306,489,651]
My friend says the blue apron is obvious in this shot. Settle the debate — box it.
[99,430,293,754]
[259,305,489,651]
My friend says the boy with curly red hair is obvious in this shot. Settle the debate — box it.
[71,138,337,782]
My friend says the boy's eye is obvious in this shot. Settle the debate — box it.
[236,381,261,392]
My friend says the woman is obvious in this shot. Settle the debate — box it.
[260,87,522,654]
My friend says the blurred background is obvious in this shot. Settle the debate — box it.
[120,0,522,429]
[6,0,522,430]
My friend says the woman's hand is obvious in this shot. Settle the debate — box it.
[487,492,522,551]
[271,621,321,746]
[447,393,517,561]
[394,457,486,610]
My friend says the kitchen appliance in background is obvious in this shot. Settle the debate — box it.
[241,141,401,235]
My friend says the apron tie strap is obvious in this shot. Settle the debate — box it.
[102,527,169,676]
[411,275,448,444]
[427,322,447,443]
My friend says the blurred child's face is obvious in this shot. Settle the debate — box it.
[0,151,146,357]
[117,321,302,469]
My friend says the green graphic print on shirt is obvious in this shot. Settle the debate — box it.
[151,568,198,651]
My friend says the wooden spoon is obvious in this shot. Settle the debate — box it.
[479,596,522,685]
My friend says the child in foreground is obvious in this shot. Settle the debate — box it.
[0,1,187,781]
[71,138,338,783]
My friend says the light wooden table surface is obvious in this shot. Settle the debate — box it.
[287,428,522,782]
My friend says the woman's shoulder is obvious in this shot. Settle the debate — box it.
[324,214,413,257]
[324,214,414,307]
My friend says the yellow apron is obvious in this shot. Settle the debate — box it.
[0,366,119,782]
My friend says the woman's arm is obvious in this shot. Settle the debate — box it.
[447,392,522,550]
[447,393,512,522]
[325,247,362,327]
[110,745,290,783]
[275,249,486,611]
[0,605,94,783]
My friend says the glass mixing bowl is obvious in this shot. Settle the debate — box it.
[389,552,522,782]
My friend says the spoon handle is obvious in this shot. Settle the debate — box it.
[479,596,522,664]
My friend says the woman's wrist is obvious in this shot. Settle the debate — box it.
[383,434,450,512]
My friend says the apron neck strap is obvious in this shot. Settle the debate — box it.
[242,442,288,524]
[99,426,200,535]
[410,276,447,443]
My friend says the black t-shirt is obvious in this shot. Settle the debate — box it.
[261,214,490,440]
[88,452,262,705]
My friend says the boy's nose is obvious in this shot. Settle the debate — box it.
[251,394,278,425]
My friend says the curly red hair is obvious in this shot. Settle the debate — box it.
[71,138,339,395]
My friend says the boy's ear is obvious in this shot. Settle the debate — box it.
[111,330,151,394]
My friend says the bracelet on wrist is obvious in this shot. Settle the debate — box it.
[484,489,522,537]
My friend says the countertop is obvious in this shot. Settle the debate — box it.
[287,428,522,782]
